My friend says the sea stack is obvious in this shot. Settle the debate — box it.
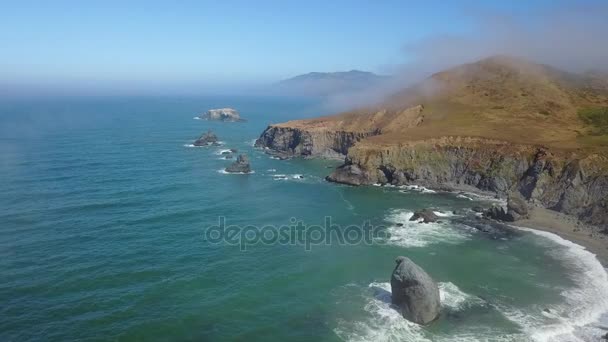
[225,154,252,173]
[193,130,220,146]
[390,256,440,324]
[199,108,245,122]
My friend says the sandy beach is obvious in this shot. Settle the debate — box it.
[515,207,608,266]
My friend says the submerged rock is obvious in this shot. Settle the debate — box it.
[391,256,440,324]
[409,209,439,223]
[199,108,245,122]
[193,130,220,146]
[225,154,252,173]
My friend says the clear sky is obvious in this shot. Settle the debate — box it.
[0,0,602,94]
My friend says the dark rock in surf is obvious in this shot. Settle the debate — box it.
[409,209,439,223]
[485,192,529,222]
[193,130,220,146]
[391,256,440,324]
[325,163,373,186]
[225,154,252,173]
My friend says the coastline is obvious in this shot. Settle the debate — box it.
[514,207,608,266]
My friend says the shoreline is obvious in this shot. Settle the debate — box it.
[514,207,608,266]
[365,181,608,266]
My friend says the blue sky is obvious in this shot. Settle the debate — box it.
[0,0,604,94]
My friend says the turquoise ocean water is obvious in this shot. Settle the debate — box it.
[1,96,607,341]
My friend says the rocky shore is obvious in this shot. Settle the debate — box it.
[256,128,608,228]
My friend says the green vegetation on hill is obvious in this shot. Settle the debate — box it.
[579,107,608,135]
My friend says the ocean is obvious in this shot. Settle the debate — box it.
[1,96,607,341]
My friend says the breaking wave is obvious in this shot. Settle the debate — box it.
[384,210,470,247]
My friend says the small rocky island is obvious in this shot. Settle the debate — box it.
[198,108,245,122]
[193,130,221,146]
[391,256,441,325]
[225,154,252,173]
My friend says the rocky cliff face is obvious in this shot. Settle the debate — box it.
[326,137,608,227]
[254,125,380,159]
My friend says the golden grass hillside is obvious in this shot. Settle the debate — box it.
[278,55,608,152]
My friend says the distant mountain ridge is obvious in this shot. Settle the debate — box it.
[276,70,389,96]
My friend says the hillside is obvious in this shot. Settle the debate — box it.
[256,56,608,227]
[275,55,608,150]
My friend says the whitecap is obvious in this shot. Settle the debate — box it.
[499,226,608,342]
[384,210,470,248]
[433,210,455,218]
[334,282,496,342]
[458,191,506,205]
[399,185,437,194]
[193,116,201,120]
[217,169,255,175]
[267,169,277,172]
[334,282,429,342]
[214,149,233,155]
[271,174,304,181]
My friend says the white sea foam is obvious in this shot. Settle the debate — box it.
[247,139,257,146]
[217,169,255,175]
[334,282,428,342]
[334,282,497,342]
[193,116,201,120]
[458,191,506,206]
[271,174,304,181]
[433,210,455,218]
[384,210,469,247]
[498,226,608,342]
[267,169,276,172]
[214,149,233,155]
[399,185,437,194]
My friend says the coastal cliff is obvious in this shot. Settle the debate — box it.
[255,126,379,159]
[255,56,608,227]
[329,138,608,226]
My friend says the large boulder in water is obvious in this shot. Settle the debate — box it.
[391,256,440,324]
[409,209,439,223]
[193,130,220,146]
[225,154,251,173]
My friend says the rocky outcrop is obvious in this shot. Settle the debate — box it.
[193,130,220,146]
[225,154,252,173]
[325,138,608,227]
[325,164,373,185]
[199,108,245,122]
[485,192,529,222]
[255,125,380,159]
[409,209,439,223]
[506,192,529,221]
[390,256,440,325]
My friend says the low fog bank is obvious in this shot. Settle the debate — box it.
[301,2,608,113]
